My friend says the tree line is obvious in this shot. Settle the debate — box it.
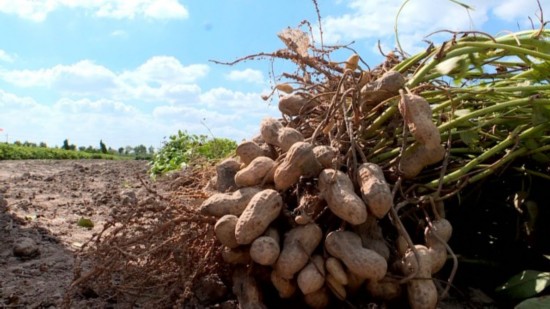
[10,139,155,159]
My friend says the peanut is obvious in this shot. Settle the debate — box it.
[318,169,367,225]
[236,141,276,166]
[326,273,347,300]
[271,269,296,298]
[398,93,440,148]
[297,255,325,294]
[199,187,261,217]
[325,257,348,286]
[361,71,405,106]
[325,230,387,281]
[303,286,330,309]
[398,143,445,179]
[366,276,402,301]
[235,189,283,245]
[401,245,438,309]
[278,92,309,116]
[357,163,392,219]
[313,145,337,169]
[234,156,275,187]
[260,117,304,152]
[274,142,323,191]
[275,223,323,279]
[214,215,239,249]
[250,236,280,266]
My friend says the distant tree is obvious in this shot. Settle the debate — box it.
[78,146,86,152]
[14,140,22,146]
[118,147,124,155]
[86,146,95,153]
[134,144,147,156]
[23,141,37,147]
[125,146,133,155]
[148,146,155,155]
[62,139,70,150]
[99,140,107,154]
[39,142,48,148]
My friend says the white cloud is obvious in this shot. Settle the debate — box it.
[0,60,117,93]
[0,49,14,62]
[493,0,549,24]
[226,68,265,84]
[0,77,278,147]
[121,56,209,86]
[0,0,188,22]
[54,98,137,115]
[321,0,496,54]
[0,56,208,102]
[110,30,128,37]
[0,89,43,110]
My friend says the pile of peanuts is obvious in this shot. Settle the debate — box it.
[199,70,452,308]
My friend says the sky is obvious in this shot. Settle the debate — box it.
[0,0,547,150]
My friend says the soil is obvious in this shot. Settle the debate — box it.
[0,160,151,308]
[1,160,548,308]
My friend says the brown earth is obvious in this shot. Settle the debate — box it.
[1,159,544,308]
[0,159,153,308]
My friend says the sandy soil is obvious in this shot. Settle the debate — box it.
[0,160,150,308]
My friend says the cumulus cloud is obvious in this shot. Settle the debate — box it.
[0,49,14,62]
[0,0,189,22]
[226,68,265,84]
[54,98,138,115]
[0,56,208,102]
[0,84,277,148]
[493,0,549,24]
[0,89,43,109]
[149,86,279,141]
[0,60,117,93]
[321,0,499,53]
[121,56,209,86]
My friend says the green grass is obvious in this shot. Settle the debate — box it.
[0,143,123,160]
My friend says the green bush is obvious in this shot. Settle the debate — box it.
[150,130,237,176]
[0,143,120,160]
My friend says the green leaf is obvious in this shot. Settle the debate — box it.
[515,296,550,309]
[495,270,550,299]
[532,104,550,125]
[459,129,480,147]
[77,217,94,229]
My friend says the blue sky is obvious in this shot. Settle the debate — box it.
[0,0,547,149]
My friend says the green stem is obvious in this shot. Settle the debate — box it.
[513,166,550,181]
[426,84,550,96]
[525,144,550,156]
[426,123,547,187]
[466,147,528,183]
[460,41,550,61]
[364,103,398,138]
[438,98,550,132]
[393,48,434,73]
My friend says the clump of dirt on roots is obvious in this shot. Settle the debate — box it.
[63,164,235,308]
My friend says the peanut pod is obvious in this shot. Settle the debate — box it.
[318,169,367,225]
[357,162,392,219]
[275,223,323,279]
[325,230,387,281]
[199,187,261,217]
[235,189,283,245]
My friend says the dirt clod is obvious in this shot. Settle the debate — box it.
[13,237,40,259]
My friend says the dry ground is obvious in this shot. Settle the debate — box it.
[0,160,151,308]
